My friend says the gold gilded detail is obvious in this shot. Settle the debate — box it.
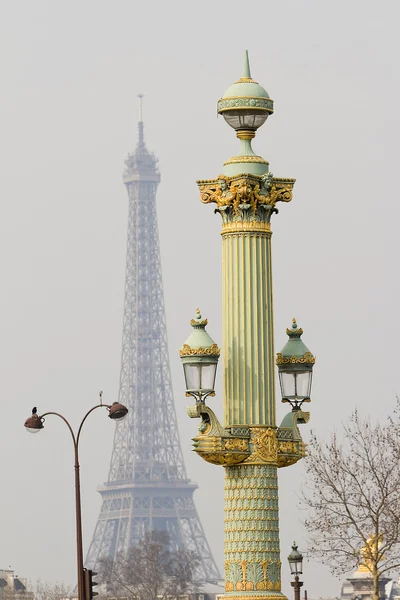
[358,535,384,573]
[224,155,268,166]
[179,343,220,357]
[234,77,259,84]
[224,438,249,452]
[221,596,285,600]
[198,175,295,216]
[224,559,282,593]
[199,452,249,465]
[221,221,271,234]
[245,428,278,465]
[276,351,315,365]
[236,130,256,140]
[278,441,297,454]
[190,318,208,326]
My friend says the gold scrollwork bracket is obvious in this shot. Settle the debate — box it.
[277,410,310,468]
[187,403,251,466]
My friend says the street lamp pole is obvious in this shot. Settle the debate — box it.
[24,400,128,600]
[180,51,315,600]
[288,542,304,600]
[291,576,303,600]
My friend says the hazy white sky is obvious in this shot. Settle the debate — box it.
[1,0,400,597]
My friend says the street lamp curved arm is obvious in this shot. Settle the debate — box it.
[23,400,128,600]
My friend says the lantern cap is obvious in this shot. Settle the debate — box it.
[276,319,315,366]
[288,541,303,571]
[180,309,220,357]
[217,50,274,118]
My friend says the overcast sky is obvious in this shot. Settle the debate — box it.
[1,0,400,598]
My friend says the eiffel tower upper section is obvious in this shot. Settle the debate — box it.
[85,101,220,583]
[108,116,185,485]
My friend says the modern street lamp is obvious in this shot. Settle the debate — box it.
[288,542,304,600]
[180,50,316,600]
[24,397,128,600]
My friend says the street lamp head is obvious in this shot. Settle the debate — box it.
[24,413,44,433]
[276,319,315,411]
[217,50,274,135]
[108,402,128,421]
[288,542,303,576]
[180,309,220,403]
[217,51,274,177]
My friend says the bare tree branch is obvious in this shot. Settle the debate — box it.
[302,405,400,600]
[97,530,199,600]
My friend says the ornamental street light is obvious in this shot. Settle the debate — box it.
[288,543,304,600]
[180,308,220,404]
[180,50,316,600]
[276,319,315,411]
[24,397,128,600]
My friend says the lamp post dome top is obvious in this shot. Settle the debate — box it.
[217,50,274,120]
[180,309,220,358]
[277,319,315,366]
[217,51,274,177]
[288,541,303,563]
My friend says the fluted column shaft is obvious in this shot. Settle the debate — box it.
[222,229,275,427]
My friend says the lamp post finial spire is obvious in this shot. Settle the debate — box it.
[242,49,251,79]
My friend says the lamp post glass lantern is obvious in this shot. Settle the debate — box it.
[288,542,303,575]
[180,309,220,403]
[23,399,128,600]
[288,543,304,600]
[24,413,44,433]
[276,319,315,411]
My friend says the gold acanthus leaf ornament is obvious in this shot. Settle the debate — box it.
[224,438,249,452]
[198,174,295,214]
[276,351,315,365]
[179,343,220,357]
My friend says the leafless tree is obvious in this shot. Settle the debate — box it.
[97,530,199,600]
[302,407,400,600]
[34,581,73,600]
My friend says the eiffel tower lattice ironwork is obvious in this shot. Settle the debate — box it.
[85,102,221,584]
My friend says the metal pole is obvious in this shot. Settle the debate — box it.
[291,575,303,600]
[35,405,108,600]
[75,443,84,600]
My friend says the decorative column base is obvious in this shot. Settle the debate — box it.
[224,465,286,600]
[221,594,287,600]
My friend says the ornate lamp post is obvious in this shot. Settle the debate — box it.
[180,51,315,600]
[288,543,304,600]
[24,399,128,600]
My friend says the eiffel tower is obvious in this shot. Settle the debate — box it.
[85,98,220,584]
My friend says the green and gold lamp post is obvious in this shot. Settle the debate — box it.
[180,51,315,600]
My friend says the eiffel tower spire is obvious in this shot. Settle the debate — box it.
[85,100,220,583]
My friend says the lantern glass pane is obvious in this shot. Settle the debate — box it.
[184,364,201,392]
[200,363,217,392]
[295,372,312,398]
[288,558,303,575]
[279,372,296,398]
[25,426,42,434]
[222,110,269,130]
